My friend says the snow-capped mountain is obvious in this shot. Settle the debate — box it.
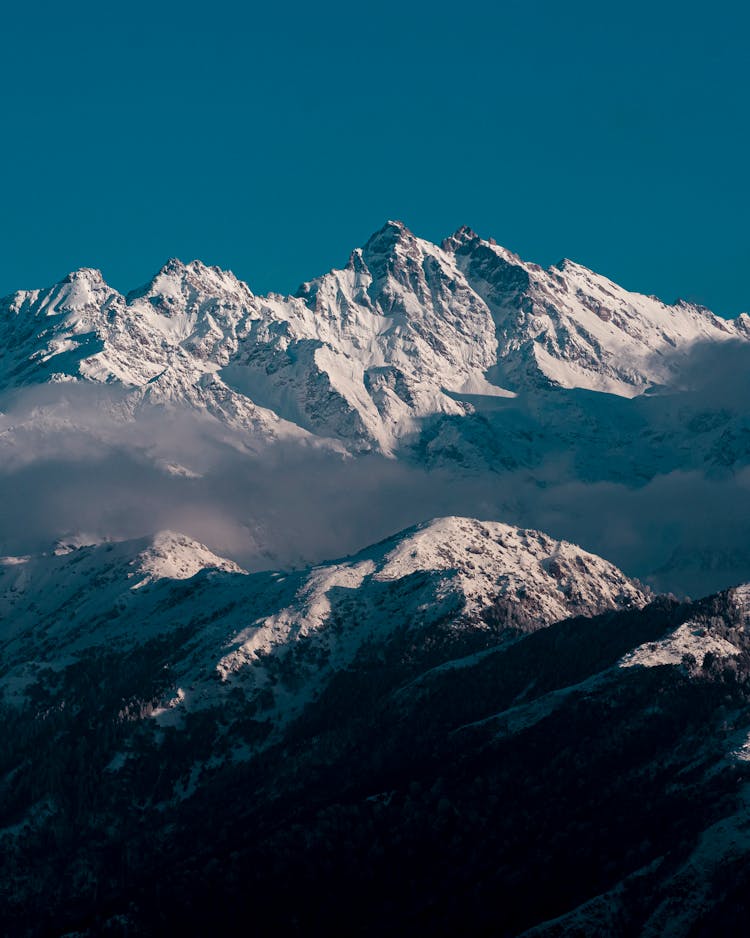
[0,518,646,734]
[446,225,748,395]
[4,221,750,597]
[2,221,747,457]
[0,263,318,450]
[4,516,750,936]
[4,222,750,935]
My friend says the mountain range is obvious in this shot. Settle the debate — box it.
[3,221,750,595]
[3,517,750,936]
[3,223,750,935]
[3,220,748,455]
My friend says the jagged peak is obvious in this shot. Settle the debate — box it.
[31,267,119,312]
[442,227,519,267]
[160,257,189,274]
[153,257,229,279]
[551,257,628,284]
[454,224,478,240]
[673,297,713,313]
[549,256,608,282]
[296,226,415,298]
[441,225,480,251]
[384,515,582,553]
[126,257,248,304]
[362,219,416,255]
[60,267,107,286]
[552,257,582,273]
[382,218,409,234]
[345,247,369,275]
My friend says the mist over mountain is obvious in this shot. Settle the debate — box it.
[3,222,750,936]
[1,221,749,595]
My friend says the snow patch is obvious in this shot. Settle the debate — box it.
[131,531,246,588]
[619,621,739,669]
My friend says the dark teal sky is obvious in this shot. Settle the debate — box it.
[2,1,748,314]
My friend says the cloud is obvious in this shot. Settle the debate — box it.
[2,379,750,599]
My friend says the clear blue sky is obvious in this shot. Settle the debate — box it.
[1,0,748,314]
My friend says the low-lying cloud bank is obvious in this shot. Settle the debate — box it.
[1,382,749,598]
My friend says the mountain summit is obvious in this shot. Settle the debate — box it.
[2,222,747,455]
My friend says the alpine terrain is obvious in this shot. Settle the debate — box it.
[2,223,750,935]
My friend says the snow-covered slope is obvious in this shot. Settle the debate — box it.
[0,532,247,672]
[215,517,646,704]
[0,518,647,732]
[3,221,746,456]
[5,566,750,938]
[0,264,322,451]
[446,226,747,396]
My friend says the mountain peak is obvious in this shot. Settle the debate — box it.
[383,218,409,233]
[132,530,246,588]
[61,267,106,285]
[442,225,480,251]
[552,257,592,274]
[362,219,415,254]
[126,257,248,306]
[160,257,189,274]
[154,257,219,278]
